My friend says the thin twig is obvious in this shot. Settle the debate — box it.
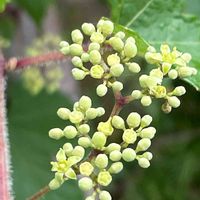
[26,186,50,200]
[6,51,68,71]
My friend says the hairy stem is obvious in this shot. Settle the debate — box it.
[26,186,50,200]
[0,50,12,200]
[6,51,68,70]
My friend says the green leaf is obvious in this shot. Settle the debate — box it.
[108,0,200,90]
[113,23,149,56]
[14,0,54,24]
[0,0,7,12]
[8,79,83,199]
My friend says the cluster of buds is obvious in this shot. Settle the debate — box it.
[130,44,197,113]
[21,34,64,95]
[49,19,197,199]
[60,19,140,97]
[49,95,155,199]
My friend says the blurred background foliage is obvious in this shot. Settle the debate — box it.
[0,0,200,199]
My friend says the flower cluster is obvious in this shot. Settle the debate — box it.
[48,19,197,200]
[60,19,140,97]
[21,34,63,95]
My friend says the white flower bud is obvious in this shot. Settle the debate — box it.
[107,53,120,66]
[71,68,86,80]
[138,158,150,168]
[71,29,83,44]
[131,90,142,99]
[126,112,141,128]
[141,96,152,106]
[97,107,105,117]
[72,56,83,68]
[109,150,122,161]
[69,44,83,56]
[89,42,100,51]
[90,65,104,79]
[97,19,105,30]
[136,138,151,152]
[49,178,61,190]
[99,191,112,200]
[60,46,70,55]
[167,96,180,108]
[90,32,104,44]
[111,81,123,91]
[101,20,114,36]
[150,68,163,80]
[79,162,94,176]
[124,42,137,58]
[147,46,156,53]
[81,52,90,62]
[59,41,69,48]
[78,124,90,135]
[139,74,149,88]
[105,143,121,153]
[69,111,84,124]
[172,86,186,96]
[140,115,153,128]
[110,64,124,77]
[115,31,125,39]
[126,62,141,73]
[142,152,153,160]
[97,119,114,136]
[122,148,136,162]
[72,146,85,158]
[108,162,123,174]
[85,196,95,200]
[122,129,137,144]
[49,128,64,140]
[181,53,192,63]
[86,108,98,120]
[95,154,108,169]
[126,37,135,43]
[178,67,193,78]
[78,137,91,148]
[63,125,78,139]
[82,23,95,36]
[109,37,124,52]
[63,143,73,155]
[92,132,107,149]
[140,127,156,139]
[89,50,101,65]
[97,171,112,186]
[78,177,93,191]
[79,96,92,111]
[96,84,108,97]
[112,115,125,129]
[168,69,178,79]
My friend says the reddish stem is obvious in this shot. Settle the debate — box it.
[26,186,50,200]
[0,51,11,200]
[8,51,68,70]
